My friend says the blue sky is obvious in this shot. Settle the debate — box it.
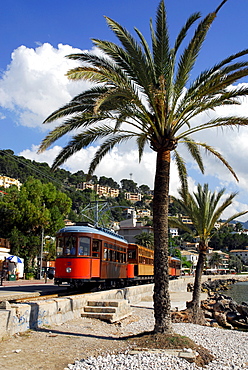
[1,0,248,220]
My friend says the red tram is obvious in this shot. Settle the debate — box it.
[54,224,181,289]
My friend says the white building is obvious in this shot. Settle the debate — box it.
[181,250,198,268]
[0,175,22,190]
[169,227,178,238]
[230,248,248,264]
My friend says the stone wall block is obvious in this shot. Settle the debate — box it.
[8,304,31,335]
[29,300,57,329]
[0,310,11,338]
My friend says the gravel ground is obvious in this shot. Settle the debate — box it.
[66,306,248,370]
[1,305,248,370]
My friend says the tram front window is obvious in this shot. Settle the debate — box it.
[79,237,90,256]
[64,236,77,255]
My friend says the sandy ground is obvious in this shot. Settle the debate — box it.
[0,307,148,370]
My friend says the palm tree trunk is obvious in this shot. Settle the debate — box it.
[153,149,172,333]
[190,247,207,323]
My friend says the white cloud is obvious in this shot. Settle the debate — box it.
[0,43,94,129]
[0,112,6,120]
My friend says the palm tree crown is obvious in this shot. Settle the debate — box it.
[39,0,248,182]
[169,183,248,249]
[39,0,248,333]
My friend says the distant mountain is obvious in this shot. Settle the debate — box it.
[242,221,248,229]
[227,219,248,229]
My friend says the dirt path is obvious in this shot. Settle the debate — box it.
[0,311,142,370]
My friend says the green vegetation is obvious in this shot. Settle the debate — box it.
[134,232,154,248]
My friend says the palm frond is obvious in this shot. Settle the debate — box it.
[173,12,201,55]
[187,50,248,99]
[180,117,248,138]
[182,137,204,174]
[180,140,238,181]
[152,0,170,78]
[39,114,113,153]
[43,86,111,123]
[173,150,188,194]
[134,27,156,83]
[173,12,216,107]
[52,128,135,171]
[215,0,229,14]
[136,134,148,161]
[174,183,243,243]
[88,133,135,176]
[168,215,192,234]
[103,17,153,89]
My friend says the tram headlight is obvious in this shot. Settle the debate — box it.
[66,267,72,273]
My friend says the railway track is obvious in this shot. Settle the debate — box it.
[10,290,83,303]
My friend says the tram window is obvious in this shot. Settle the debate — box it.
[64,236,76,255]
[128,249,136,260]
[121,252,125,263]
[57,238,63,256]
[103,248,108,260]
[92,239,101,257]
[110,249,116,261]
[116,251,120,262]
[78,237,90,256]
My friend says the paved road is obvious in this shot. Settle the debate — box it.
[0,279,69,301]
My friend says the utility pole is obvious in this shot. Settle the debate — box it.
[39,226,44,280]
[39,202,45,280]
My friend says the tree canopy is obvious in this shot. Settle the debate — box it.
[0,177,72,267]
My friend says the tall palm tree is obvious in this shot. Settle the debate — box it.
[169,183,248,321]
[39,1,248,333]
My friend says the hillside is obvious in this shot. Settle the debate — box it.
[0,149,152,224]
[0,149,85,188]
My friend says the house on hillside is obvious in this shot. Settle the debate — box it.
[229,248,248,264]
[181,250,198,269]
[181,242,199,251]
[124,192,142,203]
[118,213,153,243]
[76,182,120,198]
[206,250,230,273]
[0,175,22,190]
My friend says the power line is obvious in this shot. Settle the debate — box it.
[0,149,68,189]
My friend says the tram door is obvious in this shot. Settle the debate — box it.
[91,239,101,277]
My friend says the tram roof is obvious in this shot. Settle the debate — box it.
[57,225,128,244]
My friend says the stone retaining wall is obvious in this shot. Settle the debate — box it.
[0,274,247,339]
[0,285,153,338]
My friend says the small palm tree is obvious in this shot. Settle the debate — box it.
[169,183,248,321]
[134,232,154,248]
[209,252,222,270]
[39,1,248,333]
